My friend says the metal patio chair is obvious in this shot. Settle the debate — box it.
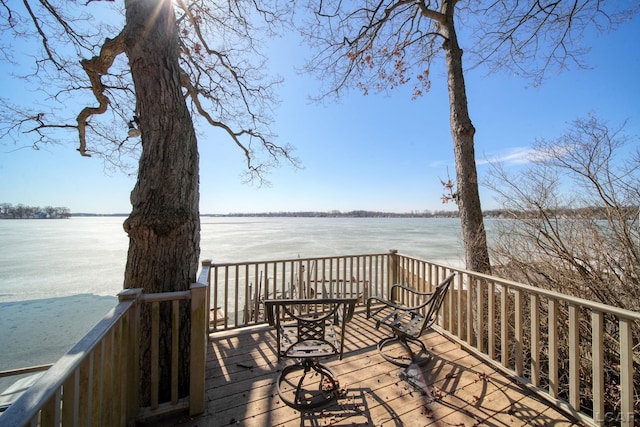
[264,298,357,410]
[366,273,455,367]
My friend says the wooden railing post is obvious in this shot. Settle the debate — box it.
[190,283,207,416]
[199,259,213,327]
[118,288,142,423]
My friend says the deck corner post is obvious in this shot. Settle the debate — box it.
[198,260,213,327]
[189,282,207,416]
[117,288,142,423]
[198,259,213,289]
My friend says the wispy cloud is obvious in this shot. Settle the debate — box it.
[476,147,538,166]
[425,159,452,168]
[429,145,566,169]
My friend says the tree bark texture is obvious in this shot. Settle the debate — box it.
[440,2,491,274]
[122,0,200,405]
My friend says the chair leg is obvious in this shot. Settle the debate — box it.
[277,359,340,410]
[377,334,430,367]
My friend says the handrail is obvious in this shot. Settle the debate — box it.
[0,364,53,378]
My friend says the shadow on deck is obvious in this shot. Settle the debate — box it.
[161,312,581,427]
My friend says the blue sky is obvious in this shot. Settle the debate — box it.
[1,10,638,215]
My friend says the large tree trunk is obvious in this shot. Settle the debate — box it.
[122,0,200,405]
[440,2,491,274]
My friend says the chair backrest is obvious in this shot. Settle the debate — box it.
[420,273,455,332]
[264,298,357,360]
[388,273,455,338]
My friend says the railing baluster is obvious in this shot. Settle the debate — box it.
[514,288,523,377]
[171,299,179,404]
[234,264,240,327]
[280,261,293,298]
[342,257,348,298]
[356,256,362,299]
[591,309,604,426]
[99,338,106,426]
[501,284,508,368]
[530,294,540,387]
[488,280,495,360]
[39,388,60,427]
[253,265,260,323]
[115,315,125,426]
[372,255,377,296]
[223,265,229,330]
[548,297,558,399]
[150,301,160,409]
[467,274,473,345]
[244,264,250,325]
[272,261,278,300]
[568,303,579,410]
[619,317,634,427]
[476,277,484,352]
[92,340,103,424]
[446,265,453,332]
[104,327,114,427]
[62,369,79,425]
[457,273,463,338]
[129,291,141,420]
[213,265,220,328]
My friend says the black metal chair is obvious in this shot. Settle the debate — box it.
[264,298,357,410]
[366,273,455,367]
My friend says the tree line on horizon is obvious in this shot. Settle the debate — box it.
[0,203,71,219]
[209,206,640,220]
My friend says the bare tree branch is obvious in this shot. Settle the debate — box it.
[1,0,297,182]
[468,0,639,85]
[301,0,443,100]
[76,31,125,157]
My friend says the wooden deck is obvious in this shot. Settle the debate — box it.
[164,311,582,427]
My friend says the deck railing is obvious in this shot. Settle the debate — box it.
[202,253,390,330]
[3,252,635,426]
[393,253,639,427]
[0,283,207,427]
[203,251,639,427]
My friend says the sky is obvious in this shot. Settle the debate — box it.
[1,6,639,215]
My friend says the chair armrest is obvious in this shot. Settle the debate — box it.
[366,295,402,318]
[390,283,434,298]
[366,284,435,315]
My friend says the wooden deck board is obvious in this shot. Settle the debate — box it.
[164,312,582,427]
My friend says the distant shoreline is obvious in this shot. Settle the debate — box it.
[69,211,463,219]
[5,207,628,220]
[71,205,639,220]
